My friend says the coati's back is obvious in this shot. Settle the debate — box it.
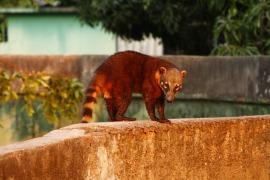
[95,51,149,88]
[94,51,175,92]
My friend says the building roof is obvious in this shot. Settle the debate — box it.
[0,7,78,15]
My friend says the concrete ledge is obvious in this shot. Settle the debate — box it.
[0,116,269,179]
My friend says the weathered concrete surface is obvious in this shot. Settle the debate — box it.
[0,55,107,83]
[0,115,269,180]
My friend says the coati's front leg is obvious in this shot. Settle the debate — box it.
[144,96,170,123]
[144,97,159,121]
[156,97,170,123]
[115,100,136,121]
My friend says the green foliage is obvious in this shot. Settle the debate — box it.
[41,75,84,123]
[0,70,84,127]
[0,15,6,42]
[79,0,270,56]
[0,0,36,8]
[211,0,270,56]
[0,71,19,103]
[1,0,269,56]
[0,0,78,8]
[78,0,217,55]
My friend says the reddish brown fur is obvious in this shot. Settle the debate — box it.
[81,51,186,123]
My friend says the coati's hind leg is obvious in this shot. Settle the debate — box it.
[104,98,116,121]
[113,99,136,121]
[113,92,136,121]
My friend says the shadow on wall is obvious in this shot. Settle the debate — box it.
[0,102,79,146]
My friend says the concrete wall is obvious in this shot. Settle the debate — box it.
[163,55,270,104]
[0,54,270,103]
[0,115,269,179]
[1,54,270,122]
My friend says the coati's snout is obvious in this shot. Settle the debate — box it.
[165,92,175,103]
[158,67,187,103]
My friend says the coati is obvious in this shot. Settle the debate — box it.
[81,51,187,123]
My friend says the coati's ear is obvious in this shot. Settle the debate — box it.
[180,70,187,78]
[159,67,167,74]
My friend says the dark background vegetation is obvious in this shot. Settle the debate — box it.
[0,0,270,55]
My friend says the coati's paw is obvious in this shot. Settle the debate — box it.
[158,119,171,123]
[125,117,136,121]
[150,116,160,121]
[80,120,89,123]
[114,116,136,121]
[151,117,171,123]
[81,116,90,123]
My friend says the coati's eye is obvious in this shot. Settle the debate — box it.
[174,84,182,92]
[162,82,169,91]
[164,84,169,89]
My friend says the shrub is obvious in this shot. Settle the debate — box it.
[0,70,84,130]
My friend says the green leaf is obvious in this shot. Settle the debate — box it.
[2,71,9,79]
[61,92,68,99]
[37,79,49,87]
[27,106,35,117]
[0,70,83,126]
[11,91,18,99]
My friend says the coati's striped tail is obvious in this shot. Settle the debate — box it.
[81,85,98,123]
